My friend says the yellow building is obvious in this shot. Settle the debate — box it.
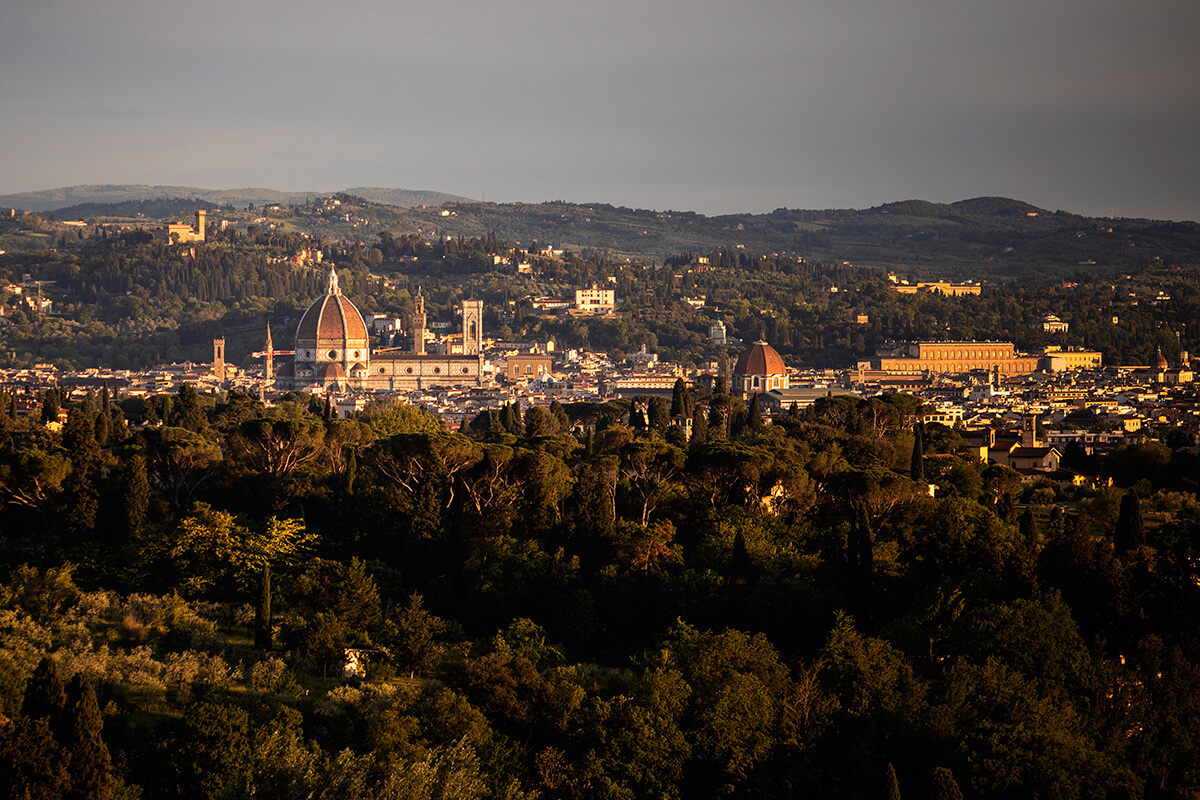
[157,210,206,244]
[892,281,981,296]
[1042,347,1102,371]
[869,341,1038,376]
[575,284,615,314]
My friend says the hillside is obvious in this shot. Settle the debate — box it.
[0,184,470,212]
[274,195,1200,280]
[7,185,1200,280]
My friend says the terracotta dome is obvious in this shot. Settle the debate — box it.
[731,341,789,397]
[292,267,371,389]
[734,341,787,377]
[296,269,369,343]
[1153,347,1169,370]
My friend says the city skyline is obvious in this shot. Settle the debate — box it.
[3,0,1199,222]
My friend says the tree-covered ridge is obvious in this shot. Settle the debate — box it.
[2,381,1200,797]
[2,206,1198,371]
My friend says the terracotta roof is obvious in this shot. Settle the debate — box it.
[296,293,369,343]
[733,341,786,377]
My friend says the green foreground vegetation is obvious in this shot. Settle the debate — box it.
[3,196,1200,798]
[2,383,1200,799]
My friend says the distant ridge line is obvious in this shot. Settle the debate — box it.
[0,184,473,213]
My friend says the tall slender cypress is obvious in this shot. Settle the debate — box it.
[255,563,272,649]
[64,673,112,800]
[911,422,925,482]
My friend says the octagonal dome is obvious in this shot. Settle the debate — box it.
[734,341,786,377]
[296,267,369,344]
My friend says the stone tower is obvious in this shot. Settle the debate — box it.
[264,325,274,383]
[195,210,207,242]
[213,338,226,382]
[462,299,483,356]
[1021,413,1039,448]
[412,291,427,355]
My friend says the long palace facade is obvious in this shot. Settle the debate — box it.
[863,341,1040,376]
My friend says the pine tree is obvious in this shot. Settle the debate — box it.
[174,383,206,432]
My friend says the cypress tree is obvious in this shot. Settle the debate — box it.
[747,393,763,429]
[344,446,357,496]
[691,406,708,445]
[255,563,272,649]
[911,422,925,482]
[22,657,68,736]
[504,402,523,437]
[94,407,111,447]
[0,718,69,800]
[1019,504,1039,556]
[550,399,570,432]
[174,383,205,432]
[64,673,112,800]
[930,767,964,800]
[1115,490,1146,554]
[40,387,61,425]
[885,763,902,800]
[671,378,688,418]
[123,455,151,533]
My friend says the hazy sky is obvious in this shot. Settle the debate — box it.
[3,0,1198,220]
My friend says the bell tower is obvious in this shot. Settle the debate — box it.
[1021,413,1039,448]
[213,338,226,381]
[462,299,483,356]
[412,290,427,355]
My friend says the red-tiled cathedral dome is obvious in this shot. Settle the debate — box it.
[734,341,787,377]
[292,267,370,389]
[296,268,369,344]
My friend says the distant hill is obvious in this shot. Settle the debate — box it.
[5,185,1199,278]
[51,198,226,221]
[0,184,471,213]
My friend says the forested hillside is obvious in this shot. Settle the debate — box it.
[0,201,1197,372]
[2,382,1200,798]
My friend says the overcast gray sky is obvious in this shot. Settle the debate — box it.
[3,0,1198,220]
